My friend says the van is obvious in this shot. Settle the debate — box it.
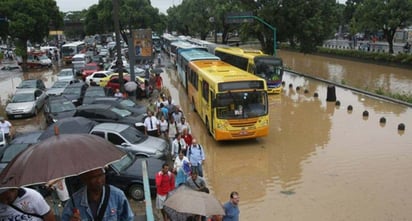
[71,53,87,70]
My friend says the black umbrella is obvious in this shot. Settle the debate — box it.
[38,117,98,141]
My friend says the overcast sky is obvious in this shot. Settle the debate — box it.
[56,0,345,14]
[56,0,183,14]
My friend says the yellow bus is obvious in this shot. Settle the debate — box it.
[214,47,283,94]
[187,60,269,141]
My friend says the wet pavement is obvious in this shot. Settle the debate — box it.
[2,51,412,220]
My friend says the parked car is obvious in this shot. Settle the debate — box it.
[16,79,46,91]
[89,97,147,117]
[65,152,163,201]
[74,104,145,131]
[85,70,112,86]
[43,96,77,125]
[82,86,108,105]
[106,153,164,201]
[5,88,48,119]
[0,131,42,172]
[46,79,80,96]
[89,123,168,159]
[57,68,76,81]
[82,62,100,80]
[61,81,89,106]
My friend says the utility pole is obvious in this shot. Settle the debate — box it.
[112,0,124,93]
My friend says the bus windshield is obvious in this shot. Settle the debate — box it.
[215,91,268,119]
[61,47,74,56]
[254,56,283,83]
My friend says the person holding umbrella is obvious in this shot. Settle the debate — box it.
[0,187,56,221]
[61,168,134,221]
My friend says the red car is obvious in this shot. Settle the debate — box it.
[81,62,100,80]
[105,75,132,91]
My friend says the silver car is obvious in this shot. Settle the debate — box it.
[5,88,48,119]
[57,68,76,81]
[90,123,168,159]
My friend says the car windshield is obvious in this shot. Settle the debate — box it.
[85,89,105,97]
[85,65,97,70]
[119,99,136,107]
[1,144,30,162]
[63,87,81,95]
[17,81,36,88]
[52,81,69,88]
[110,107,131,117]
[58,70,73,76]
[119,126,146,143]
[110,153,134,173]
[50,101,76,113]
[11,93,34,102]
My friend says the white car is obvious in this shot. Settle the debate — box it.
[57,68,76,81]
[85,70,112,85]
[6,88,48,119]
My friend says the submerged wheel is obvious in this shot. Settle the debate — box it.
[128,184,144,201]
[205,118,211,136]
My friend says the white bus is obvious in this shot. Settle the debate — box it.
[61,41,86,64]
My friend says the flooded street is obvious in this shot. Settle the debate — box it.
[1,51,412,220]
[278,50,412,95]
[161,52,412,220]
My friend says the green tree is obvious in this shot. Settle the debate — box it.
[0,0,62,71]
[352,0,412,54]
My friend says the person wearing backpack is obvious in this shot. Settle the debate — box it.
[187,138,206,177]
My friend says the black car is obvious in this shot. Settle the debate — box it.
[106,153,164,201]
[61,81,89,106]
[82,86,108,105]
[73,104,145,131]
[43,95,77,125]
[89,97,147,117]
[16,79,46,91]
[0,131,42,172]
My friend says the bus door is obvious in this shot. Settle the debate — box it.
[200,80,211,130]
[210,89,215,136]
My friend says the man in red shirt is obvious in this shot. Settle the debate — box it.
[155,163,175,221]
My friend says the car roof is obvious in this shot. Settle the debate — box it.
[15,88,39,94]
[9,131,42,145]
[47,95,71,102]
[92,123,130,132]
[66,82,87,88]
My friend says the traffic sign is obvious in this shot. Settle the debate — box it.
[225,12,254,24]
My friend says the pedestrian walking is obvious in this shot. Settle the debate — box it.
[171,133,187,160]
[167,117,179,150]
[155,163,175,221]
[61,168,134,221]
[144,111,160,137]
[187,138,205,177]
[0,116,13,143]
[157,53,161,65]
[173,151,190,187]
[222,191,240,221]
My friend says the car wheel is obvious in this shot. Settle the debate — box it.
[128,184,144,201]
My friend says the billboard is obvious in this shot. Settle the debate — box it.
[133,29,153,58]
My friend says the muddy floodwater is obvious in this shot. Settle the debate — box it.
[1,51,412,220]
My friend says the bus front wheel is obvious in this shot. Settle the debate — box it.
[191,97,197,112]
